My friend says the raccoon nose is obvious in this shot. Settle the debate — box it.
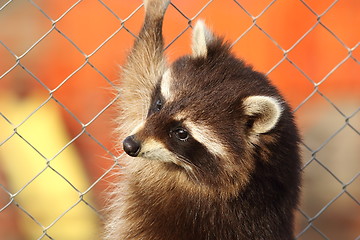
[123,135,141,157]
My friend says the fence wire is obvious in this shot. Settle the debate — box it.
[0,0,359,239]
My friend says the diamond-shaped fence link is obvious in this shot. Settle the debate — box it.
[0,0,359,239]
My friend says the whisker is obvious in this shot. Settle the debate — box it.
[175,155,202,183]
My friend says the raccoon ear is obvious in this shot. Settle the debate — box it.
[243,96,283,134]
[191,20,216,58]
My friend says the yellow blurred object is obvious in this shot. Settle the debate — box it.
[0,92,99,240]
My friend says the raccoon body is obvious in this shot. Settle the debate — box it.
[105,0,301,239]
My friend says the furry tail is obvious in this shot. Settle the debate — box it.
[118,0,171,135]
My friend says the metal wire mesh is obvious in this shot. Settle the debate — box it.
[0,0,359,239]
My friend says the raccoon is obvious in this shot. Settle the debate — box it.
[105,0,301,239]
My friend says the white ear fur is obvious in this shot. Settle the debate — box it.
[243,96,283,134]
[191,20,215,57]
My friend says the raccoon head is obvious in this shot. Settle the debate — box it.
[122,20,284,197]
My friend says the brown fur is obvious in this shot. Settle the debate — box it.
[104,0,301,239]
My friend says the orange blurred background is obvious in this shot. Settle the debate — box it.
[0,0,359,239]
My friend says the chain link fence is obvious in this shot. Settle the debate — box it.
[0,0,359,239]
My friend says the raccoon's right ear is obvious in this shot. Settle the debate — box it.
[191,20,216,58]
[242,96,283,134]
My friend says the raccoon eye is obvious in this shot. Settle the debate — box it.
[173,128,189,141]
[155,99,162,112]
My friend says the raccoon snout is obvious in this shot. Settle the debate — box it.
[123,135,141,157]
